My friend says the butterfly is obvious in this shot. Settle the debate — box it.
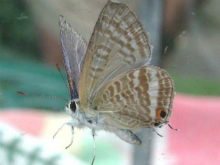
[58,0,175,164]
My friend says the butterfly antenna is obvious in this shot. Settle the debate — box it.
[17,91,68,101]
[168,124,179,131]
[56,64,71,97]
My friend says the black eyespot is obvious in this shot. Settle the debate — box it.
[160,110,166,118]
[154,122,160,127]
[70,101,76,113]
[88,120,92,124]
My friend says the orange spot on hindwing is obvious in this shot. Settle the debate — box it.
[156,109,163,120]
[156,109,167,120]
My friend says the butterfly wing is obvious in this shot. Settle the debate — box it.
[93,66,175,130]
[79,1,152,107]
[59,16,87,99]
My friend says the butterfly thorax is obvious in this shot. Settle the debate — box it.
[65,100,106,130]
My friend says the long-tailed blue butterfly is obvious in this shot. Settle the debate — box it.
[58,0,176,164]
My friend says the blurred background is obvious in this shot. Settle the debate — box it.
[0,0,220,165]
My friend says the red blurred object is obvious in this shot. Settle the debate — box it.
[169,94,220,165]
[0,111,45,136]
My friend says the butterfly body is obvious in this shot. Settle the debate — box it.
[65,100,142,144]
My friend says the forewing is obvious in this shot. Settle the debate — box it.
[79,1,152,107]
[59,16,87,99]
[93,66,175,130]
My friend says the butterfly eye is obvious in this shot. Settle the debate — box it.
[70,101,76,113]
[160,110,167,118]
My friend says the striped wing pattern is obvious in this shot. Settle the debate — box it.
[59,16,87,99]
[79,1,152,106]
[93,66,174,130]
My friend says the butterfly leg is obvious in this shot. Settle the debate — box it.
[65,126,74,149]
[91,129,96,165]
[53,120,79,148]
[53,121,69,139]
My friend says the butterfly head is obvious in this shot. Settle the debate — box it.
[65,99,79,116]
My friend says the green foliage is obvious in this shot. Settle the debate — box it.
[0,56,69,111]
[170,72,220,96]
